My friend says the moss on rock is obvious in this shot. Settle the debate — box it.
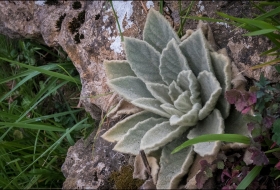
[109,165,144,189]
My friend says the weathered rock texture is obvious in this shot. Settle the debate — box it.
[61,120,131,189]
[0,1,278,189]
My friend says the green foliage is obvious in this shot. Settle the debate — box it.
[101,8,249,189]
[0,34,92,189]
[222,71,280,188]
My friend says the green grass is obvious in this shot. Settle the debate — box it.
[0,34,93,189]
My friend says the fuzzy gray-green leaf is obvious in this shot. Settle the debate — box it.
[197,71,222,120]
[146,83,172,104]
[187,109,224,156]
[168,81,183,102]
[143,8,180,53]
[104,60,136,80]
[177,70,201,105]
[108,76,153,102]
[124,37,164,84]
[160,39,189,85]
[113,117,167,155]
[210,52,232,118]
[170,103,201,126]
[131,98,170,118]
[157,134,195,189]
[174,91,193,113]
[140,122,191,154]
[160,103,184,116]
[179,29,213,76]
[101,111,160,142]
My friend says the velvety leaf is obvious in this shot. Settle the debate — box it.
[210,52,231,118]
[187,109,224,156]
[168,81,183,102]
[160,103,184,116]
[101,111,160,142]
[197,71,222,120]
[170,103,201,126]
[113,117,167,155]
[157,133,195,189]
[174,91,193,113]
[104,60,136,80]
[141,122,192,153]
[160,39,189,85]
[108,76,153,102]
[179,29,213,76]
[131,98,170,118]
[177,70,201,104]
[124,37,164,84]
[146,83,172,104]
[143,8,180,53]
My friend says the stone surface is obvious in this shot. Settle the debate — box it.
[0,1,278,189]
[61,119,130,189]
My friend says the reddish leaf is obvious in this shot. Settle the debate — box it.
[225,90,257,114]
[263,116,275,129]
[275,161,280,170]
[241,106,251,114]
[221,168,231,182]
[225,89,241,104]
[248,122,256,132]
[248,147,269,166]
[196,171,210,189]
[248,92,257,105]
[196,160,213,189]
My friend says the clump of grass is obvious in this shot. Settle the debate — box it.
[0,34,93,189]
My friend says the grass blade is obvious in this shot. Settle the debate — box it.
[0,122,66,132]
[243,29,276,36]
[0,64,58,84]
[187,16,228,24]
[217,12,278,29]
[250,58,280,70]
[236,166,263,189]
[260,46,279,56]
[171,134,251,154]
[0,57,81,84]
[109,1,124,42]
[20,110,82,124]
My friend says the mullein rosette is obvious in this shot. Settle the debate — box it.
[102,8,246,189]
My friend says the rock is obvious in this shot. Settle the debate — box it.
[0,1,278,189]
[61,120,131,189]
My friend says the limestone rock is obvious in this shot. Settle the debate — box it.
[61,120,130,189]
